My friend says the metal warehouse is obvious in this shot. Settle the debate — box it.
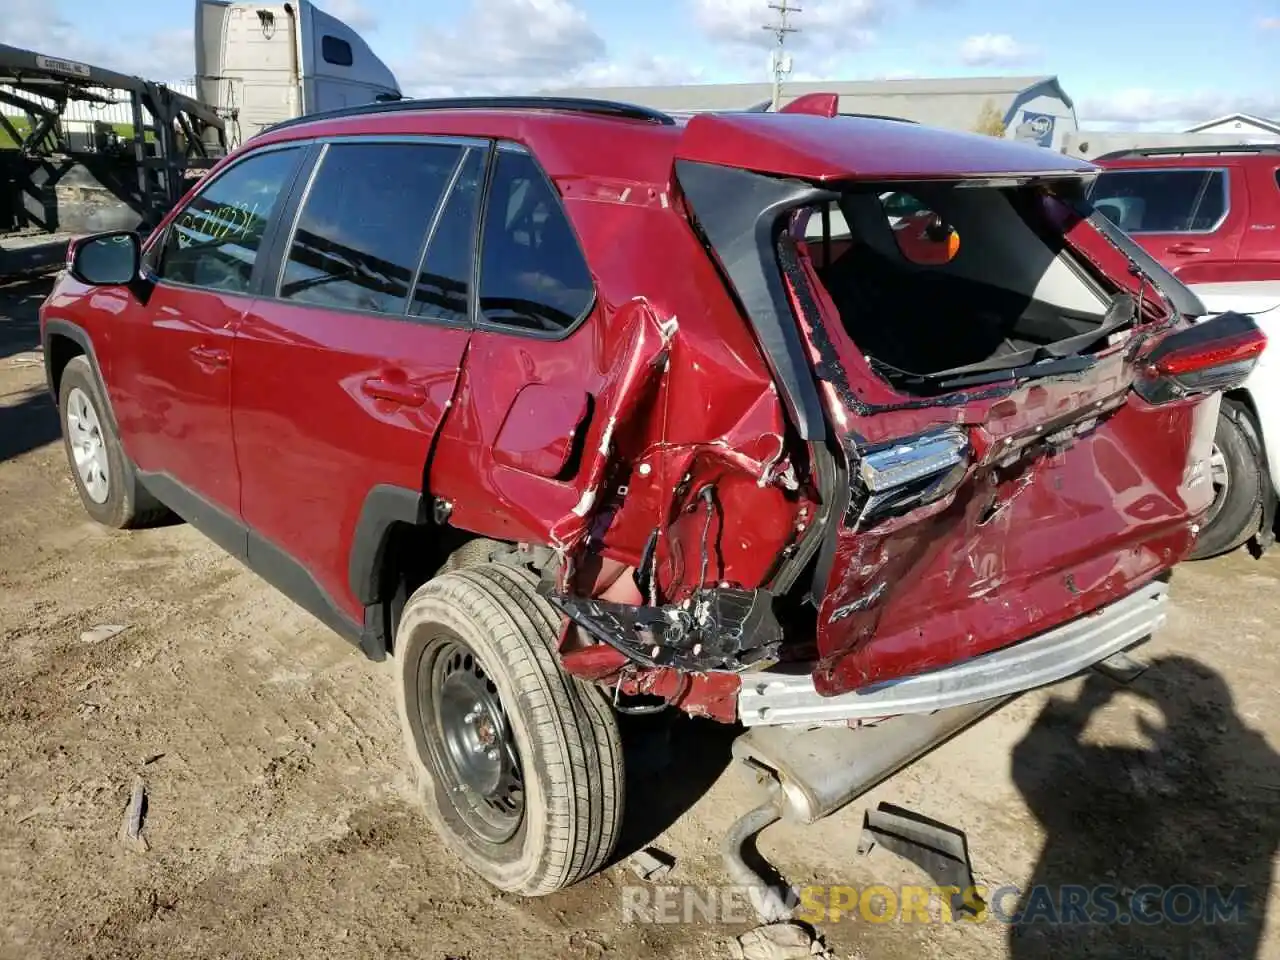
[555,75,1079,150]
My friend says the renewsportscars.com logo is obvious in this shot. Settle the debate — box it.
[620,883,1249,926]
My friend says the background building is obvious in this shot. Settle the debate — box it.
[555,76,1079,151]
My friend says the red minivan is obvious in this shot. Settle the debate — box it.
[40,96,1261,897]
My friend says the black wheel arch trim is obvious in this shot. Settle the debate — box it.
[348,483,426,607]
[41,319,122,434]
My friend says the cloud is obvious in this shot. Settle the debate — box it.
[321,0,378,32]
[958,33,1036,67]
[1078,88,1280,127]
[5,0,194,80]
[1261,16,1280,28]
[396,0,607,95]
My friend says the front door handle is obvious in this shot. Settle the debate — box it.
[189,345,230,369]
[362,376,427,408]
[1166,241,1211,255]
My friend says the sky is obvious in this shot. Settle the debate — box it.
[6,0,1280,129]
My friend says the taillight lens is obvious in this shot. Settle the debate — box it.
[1134,312,1266,405]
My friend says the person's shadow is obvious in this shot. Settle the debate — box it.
[1009,656,1279,959]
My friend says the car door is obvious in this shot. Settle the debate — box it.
[427,143,618,546]
[112,145,305,526]
[1089,165,1243,275]
[232,137,482,622]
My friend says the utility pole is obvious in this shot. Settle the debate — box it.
[763,0,801,111]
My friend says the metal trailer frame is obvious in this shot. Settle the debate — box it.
[0,42,228,239]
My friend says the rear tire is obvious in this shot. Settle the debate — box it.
[393,562,624,895]
[1189,402,1264,560]
[57,356,170,529]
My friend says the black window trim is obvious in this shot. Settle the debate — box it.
[260,133,492,329]
[143,141,308,300]
[1091,165,1231,236]
[472,140,599,342]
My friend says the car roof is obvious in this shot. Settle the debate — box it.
[243,95,1097,187]
[1095,145,1280,169]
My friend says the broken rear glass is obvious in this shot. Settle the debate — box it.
[800,183,1134,394]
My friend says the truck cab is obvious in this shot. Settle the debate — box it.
[195,0,401,143]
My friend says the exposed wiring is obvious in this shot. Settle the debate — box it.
[697,485,716,590]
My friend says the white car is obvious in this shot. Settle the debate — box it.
[1187,282,1280,558]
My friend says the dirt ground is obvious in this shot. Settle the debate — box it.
[2,274,1278,960]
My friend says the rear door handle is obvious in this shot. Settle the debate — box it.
[189,345,230,368]
[362,376,427,408]
[1166,241,1211,255]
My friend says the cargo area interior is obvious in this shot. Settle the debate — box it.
[803,184,1128,392]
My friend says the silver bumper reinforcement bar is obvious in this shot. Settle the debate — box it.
[738,580,1169,727]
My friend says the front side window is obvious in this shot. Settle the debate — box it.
[1089,168,1228,234]
[279,141,463,316]
[478,148,594,334]
[156,147,300,293]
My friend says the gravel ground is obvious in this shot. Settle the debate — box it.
[2,275,1277,959]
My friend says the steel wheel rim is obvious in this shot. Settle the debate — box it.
[65,386,110,504]
[417,636,524,843]
[1204,443,1230,527]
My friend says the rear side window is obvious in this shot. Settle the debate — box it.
[279,141,462,316]
[1089,168,1227,234]
[321,35,353,67]
[413,147,485,324]
[156,147,300,293]
[478,148,594,334]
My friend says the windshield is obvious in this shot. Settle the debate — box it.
[1088,168,1227,234]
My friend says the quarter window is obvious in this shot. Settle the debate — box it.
[279,141,463,316]
[155,147,300,293]
[478,149,594,334]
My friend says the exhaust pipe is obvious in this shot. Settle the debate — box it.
[731,697,1009,823]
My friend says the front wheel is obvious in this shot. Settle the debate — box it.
[57,355,170,529]
[1189,402,1265,560]
[394,563,624,895]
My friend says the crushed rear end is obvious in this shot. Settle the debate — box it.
[548,108,1262,732]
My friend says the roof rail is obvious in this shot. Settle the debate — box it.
[839,112,918,124]
[1094,144,1280,161]
[262,96,676,135]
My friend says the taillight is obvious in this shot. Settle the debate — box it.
[851,427,970,528]
[1134,311,1266,405]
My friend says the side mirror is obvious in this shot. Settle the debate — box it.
[68,231,141,286]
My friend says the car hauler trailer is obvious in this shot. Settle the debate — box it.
[1,1,401,276]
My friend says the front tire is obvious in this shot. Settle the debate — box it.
[394,562,624,895]
[57,356,170,529]
[1190,402,1265,560]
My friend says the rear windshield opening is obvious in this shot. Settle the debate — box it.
[798,183,1132,395]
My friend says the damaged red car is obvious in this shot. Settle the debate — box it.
[40,94,1261,896]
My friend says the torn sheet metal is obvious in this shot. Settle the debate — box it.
[549,587,782,672]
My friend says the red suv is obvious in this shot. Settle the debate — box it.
[40,96,1261,897]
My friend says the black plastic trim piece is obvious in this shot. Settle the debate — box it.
[1084,210,1206,318]
[137,470,364,649]
[348,484,425,606]
[40,320,118,429]
[261,96,676,136]
[674,160,838,442]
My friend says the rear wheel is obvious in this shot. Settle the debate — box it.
[394,562,624,895]
[1189,402,1265,560]
[57,356,170,529]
